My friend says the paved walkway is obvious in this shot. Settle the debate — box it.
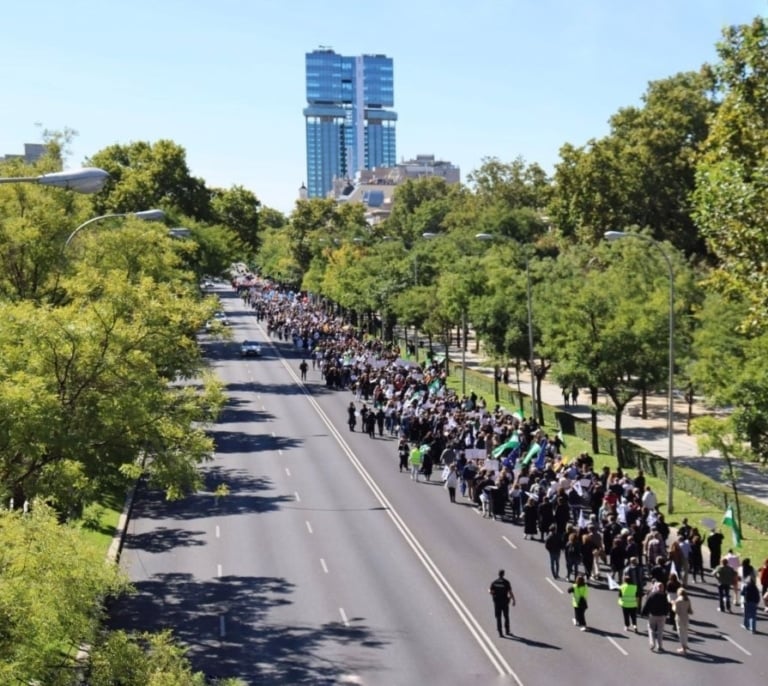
[407,330,768,509]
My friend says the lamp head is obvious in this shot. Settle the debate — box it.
[604,231,628,241]
[134,209,165,221]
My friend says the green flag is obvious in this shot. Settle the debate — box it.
[520,442,540,467]
[492,437,520,459]
[722,505,742,548]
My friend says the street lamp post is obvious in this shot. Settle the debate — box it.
[64,209,165,248]
[476,233,537,423]
[523,251,537,424]
[0,167,109,194]
[604,231,675,514]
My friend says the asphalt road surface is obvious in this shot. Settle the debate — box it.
[111,287,768,686]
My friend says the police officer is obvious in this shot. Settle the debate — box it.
[489,569,516,637]
[398,438,409,473]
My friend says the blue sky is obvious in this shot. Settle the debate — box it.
[1,0,764,214]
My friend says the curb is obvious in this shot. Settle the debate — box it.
[107,478,141,564]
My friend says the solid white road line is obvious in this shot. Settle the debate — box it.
[278,358,522,684]
[722,633,752,656]
[305,520,313,534]
[607,637,628,655]
[501,535,517,550]
[545,577,564,594]
[339,607,350,626]
[320,558,329,574]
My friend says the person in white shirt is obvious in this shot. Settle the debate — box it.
[726,549,742,606]
[641,486,657,511]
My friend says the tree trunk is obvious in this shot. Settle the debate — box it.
[614,407,626,468]
[641,387,648,419]
[590,386,599,454]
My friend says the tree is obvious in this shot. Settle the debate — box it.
[0,504,128,686]
[467,156,551,211]
[693,17,768,330]
[87,140,212,219]
[0,224,225,512]
[210,185,262,255]
[538,241,691,466]
[383,177,463,247]
[551,71,714,255]
[0,166,95,303]
[87,630,245,686]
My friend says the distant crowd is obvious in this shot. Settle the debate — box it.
[237,277,768,643]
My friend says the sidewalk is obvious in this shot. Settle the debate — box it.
[437,333,768,508]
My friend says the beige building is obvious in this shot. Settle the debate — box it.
[331,154,460,224]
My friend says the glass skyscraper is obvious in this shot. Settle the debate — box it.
[304,48,397,198]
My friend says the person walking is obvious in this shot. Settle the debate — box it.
[666,572,682,632]
[397,438,409,473]
[641,582,670,652]
[758,558,768,609]
[706,528,724,570]
[444,464,459,503]
[421,446,434,482]
[347,402,357,432]
[565,532,582,582]
[618,574,639,632]
[741,576,761,633]
[713,557,737,613]
[409,445,422,481]
[568,575,589,631]
[545,525,562,579]
[299,359,308,380]
[489,569,516,637]
[673,588,694,655]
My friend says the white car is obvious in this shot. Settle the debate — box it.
[240,340,262,357]
[205,311,230,331]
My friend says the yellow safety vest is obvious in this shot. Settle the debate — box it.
[618,583,638,609]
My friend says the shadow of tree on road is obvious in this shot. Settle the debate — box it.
[108,572,389,685]
[128,471,296,522]
[122,526,207,554]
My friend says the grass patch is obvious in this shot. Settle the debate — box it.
[77,483,133,555]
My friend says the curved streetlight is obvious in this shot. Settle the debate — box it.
[0,167,109,194]
[64,209,165,249]
[476,233,537,422]
[604,230,675,514]
[168,227,192,239]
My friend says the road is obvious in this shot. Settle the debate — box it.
[111,287,767,685]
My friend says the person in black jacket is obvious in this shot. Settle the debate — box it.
[397,438,409,473]
[545,525,563,579]
[641,582,670,652]
[489,569,516,637]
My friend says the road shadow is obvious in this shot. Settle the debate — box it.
[208,428,303,455]
[506,633,561,650]
[129,471,296,521]
[108,572,388,685]
[122,526,207,554]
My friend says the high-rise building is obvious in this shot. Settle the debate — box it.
[304,48,397,198]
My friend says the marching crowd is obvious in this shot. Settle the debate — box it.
[238,277,768,652]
